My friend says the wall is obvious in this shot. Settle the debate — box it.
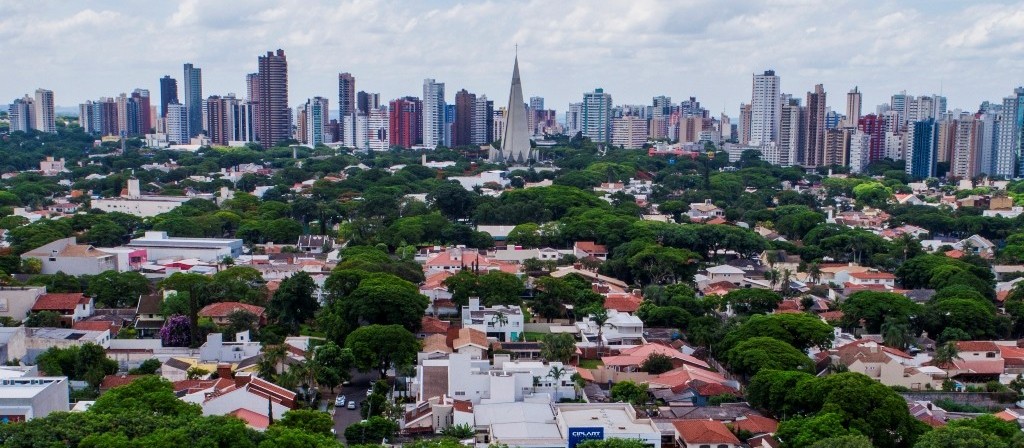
[0,287,46,321]
[900,392,1017,408]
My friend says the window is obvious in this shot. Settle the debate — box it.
[987,352,996,358]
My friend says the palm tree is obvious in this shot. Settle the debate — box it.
[257,345,288,380]
[547,365,567,400]
[780,268,793,297]
[807,262,822,285]
[934,341,960,367]
[881,318,912,351]
[590,308,609,356]
[765,269,780,291]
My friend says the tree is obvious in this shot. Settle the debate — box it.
[160,315,192,347]
[208,266,267,305]
[344,416,398,445]
[311,342,353,393]
[224,309,260,340]
[345,325,419,378]
[840,291,921,334]
[540,333,576,363]
[715,313,833,356]
[723,337,815,379]
[610,380,648,406]
[933,341,961,368]
[945,414,1023,446]
[86,271,150,308]
[35,343,118,389]
[274,409,335,437]
[128,358,162,375]
[441,424,475,439]
[268,272,318,332]
[881,317,914,351]
[577,439,649,448]
[24,310,62,327]
[626,245,699,286]
[777,413,859,448]
[158,272,212,346]
[641,353,675,374]
[723,288,783,315]
[912,426,1004,448]
[809,435,874,448]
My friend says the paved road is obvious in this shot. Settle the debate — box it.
[332,372,378,441]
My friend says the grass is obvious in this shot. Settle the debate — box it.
[522,331,547,342]
[577,359,604,369]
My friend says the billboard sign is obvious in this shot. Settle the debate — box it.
[567,427,604,448]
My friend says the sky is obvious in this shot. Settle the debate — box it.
[3,0,1024,118]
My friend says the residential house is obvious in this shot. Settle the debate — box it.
[421,271,457,316]
[602,343,710,373]
[673,420,742,448]
[462,298,524,342]
[181,372,296,422]
[705,265,745,286]
[21,238,118,276]
[946,341,1005,381]
[955,235,996,259]
[31,293,94,326]
[412,352,578,405]
[688,199,724,222]
[38,157,67,176]
[0,376,69,421]
[577,309,645,351]
[573,241,608,261]
[827,340,943,390]
[847,270,896,288]
[295,235,333,254]
[423,247,518,275]
[134,293,165,338]
[198,302,267,326]
[0,287,47,322]
[198,332,262,363]
[603,293,643,313]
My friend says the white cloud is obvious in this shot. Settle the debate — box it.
[1,0,1023,116]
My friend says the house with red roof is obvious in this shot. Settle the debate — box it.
[180,372,296,423]
[31,293,94,326]
[198,302,267,326]
[944,341,1005,380]
[673,419,742,448]
[847,270,896,288]
[423,247,518,275]
[730,413,779,437]
[602,343,710,373]
[573,241,608,260]
[420,271,457,316]
[418,316,451,339]
[603,293,643,313]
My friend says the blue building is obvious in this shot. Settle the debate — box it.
[907,119,937,179]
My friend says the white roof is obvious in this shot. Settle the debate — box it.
[707,265,745,274]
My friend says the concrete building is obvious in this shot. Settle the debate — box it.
[802,84,826,166]
[126,231,243,262]
[844,86,862,129]
[0,287,47,323]
[422,78,446,148]
[581,88,612,144]
[256,50,290,146]
[413,352,578,405]
[21,238,118,276]
[198,332,262,363]
[91,178,192,217]
[468,402,660,448]
[848,130,871,174]
[492,57,534,163]
[30,293,94,326]
[33,89,56,133]
[611,115,648,149]
[565,102,582,136]
[23,328,110,363]
[749,70,781,147]
[0,376,69,421]
[367,107,390,151]
[8,95,34,133]
[462,298,524,342]
[302,96,329,146]
[182,63,203,137]
[907,119,938,179]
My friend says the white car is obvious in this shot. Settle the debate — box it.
[334,395,346,407]
[347,400,357,410]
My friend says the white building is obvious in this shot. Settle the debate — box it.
[749,70,781,146]
[367,107,390,151]
[198,331,261,363]
[414,352,578,405]
[0,376,69,421]
[472,402,661,448]
[422,79,446,148]
[611,115,647,149]
[848,130,871,174]
[577,310,644,350]
[462,298,524,342]
[0,287,47,323]
[582,89,612,143]
[21,238,118,276]
[91,179,191,217]
[126,231,243,262]
[165,103,189,144]
[33,89,56,134]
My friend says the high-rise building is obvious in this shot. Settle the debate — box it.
[975,107,1001,177]
[857,114,886,162]
[257,50,290,146]
[165,102,189,144]
[183,63,203,137]
[844,87,861,128]
[472,95,494,145]
[33,89,56,133]
[907,119,938,178]
[389,96,422,149]
[610,115,647,149]
[949,113,976,179]
[802,84,826,166]
[777,98,803,167]
[738,103,752,145]
[159,76,178,119]
[453,89,476,147]
[301,97,328,146]
[749,70,781,147]
[421,79,446,148]
[491,56,533,163]
[337,73,355,118]
[823,128,850,167]
[995,88,1023,178]
[205,95,230,145]
[680,97,705,118]
[825,110,843,130]
[848,130,871,173]
[565,103,582,136]
[79,101,96,134]
[342,113,368,150]
[8,95,34,132]
[367,107,389,151]
[357,91,380,115]
[132,89,151,134]
[581,88,612,144]
[891,91,909,131]
[444,104,456,147]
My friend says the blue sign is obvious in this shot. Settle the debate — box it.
[567,427,604,448]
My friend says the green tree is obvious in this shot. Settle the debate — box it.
[35,343,119,389]
[343,416,398,445]
[809,435,874,448]
[723,288,783,315]
[777,413,859,448]
[25,310,62,327]
[840,291,921,334]
[912,426,1004,448]
[86,271,150,308]
[610,380,648,406]
[345,324,419,378]
[128,358,162,375]
[268,271,318,332]
[716,312,833,355]
[641,353,675,374]
[540,333,576,363]
[274,409,334,437]
[723,337,815,379]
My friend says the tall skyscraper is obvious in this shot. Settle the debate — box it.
[777,98,803,167]
[473,95,494,145]
[566,103,582,136]
[159,76,178,118]
[389,96,422,149]
[453,89,476,147]
[907,119,938,178]
[581,88,612,144]
[802,84,826,166]
[610,115,647,149]
[205,95,230,145]
[995,88,1024,178]
[8,95,34,132]
[165,102,189,144]
[132,89,151,134]
[857,114,885,162]
[33,89,55,133]
[976,107,1001,176]
[844,87,862,129]
[949,113,976,179]
[257,50,289,146]
[357,91,380,115]
[738,103,752,145]
[183,63,203,137]
[302,97,329,146]
[367,107,389,151]
[491,56,533,163]
[848,130,871,173]
[337,73,355,118]
[749,70,781,147]
[422,79,446,148]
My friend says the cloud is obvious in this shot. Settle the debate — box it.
[2,0,1023,117]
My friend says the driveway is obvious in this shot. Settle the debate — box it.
[332,371,379,441]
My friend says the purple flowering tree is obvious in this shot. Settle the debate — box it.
[160,315,191,347]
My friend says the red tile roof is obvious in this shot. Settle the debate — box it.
[693,382,739,397]
[731,414,779,435]
[198,302,265,318]
[32,293,88,311]
[604,293,643,313]
[228,408,271,430]
[673,420,742,445]
[72,320,118,334]
[452,400,473,413]
[818,310,844,321]
[850,271,896,280]
[420,316,450,334]
[956,341,1000,352]
[574,241,608,255]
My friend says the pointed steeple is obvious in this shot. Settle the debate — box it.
[491,54,533,164]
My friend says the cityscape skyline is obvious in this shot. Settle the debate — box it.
[3,1,1024,115]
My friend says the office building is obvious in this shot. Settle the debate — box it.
[183,63,203,137]
[367,107,389,151]
[473,95,494,145]
[565,103,582,136]
[302,97,329,146]
[256,50,289,146]
[33,89,55,133]
[802,84,826,166]
[337,73,355,118]
[131,89,151,134]
[976,107,1001,176]
[8,95,33,133]
[844,86,861,128]
[165,102,189,144]
[159,76,178,118]
[491,56,533,163]
[610,115,647,149]
[907,119,938,179]
[749,70,781,146]
[422,79,446,148]
[581,88,612,144]
[357,91,379,115]
[996,88,1024,178]
[453,89,476,147]
[389,96,422,149]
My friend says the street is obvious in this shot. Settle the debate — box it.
[332,371,378,442]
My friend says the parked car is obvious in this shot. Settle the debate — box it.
[347,400,357,410]
[334,395,346,407]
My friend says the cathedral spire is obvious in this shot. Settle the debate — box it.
[491,54,532,164]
